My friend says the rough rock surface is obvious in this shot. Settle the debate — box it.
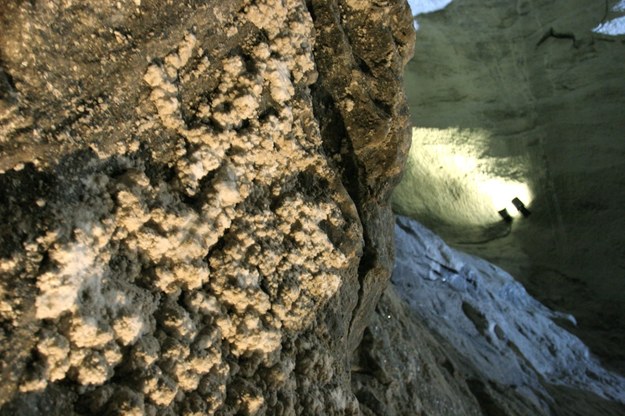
[395,0,625,374]
[0,1,414,414]
[352,215,625,416]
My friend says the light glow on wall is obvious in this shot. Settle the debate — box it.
[392,127,533,228]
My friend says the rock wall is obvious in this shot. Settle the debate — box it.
[395,0,625,373]
[350,216,625,416]
[0,1,414,414]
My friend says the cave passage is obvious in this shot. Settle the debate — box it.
[396,0,625,375]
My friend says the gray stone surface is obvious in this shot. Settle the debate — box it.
[351,216,625,416]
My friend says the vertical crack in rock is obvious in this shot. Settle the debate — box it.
[0,0,414,414]
[307,0,415,352]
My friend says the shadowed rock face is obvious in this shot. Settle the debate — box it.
[395,0,625,374]
[349,215,625,416]
[0,1,414,414]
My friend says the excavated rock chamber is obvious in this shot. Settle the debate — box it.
[395,0,625,375]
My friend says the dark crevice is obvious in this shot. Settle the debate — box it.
[0,64,17,102]
[141,148,178,187]
[318,219,341,250]
[441,358,456,375]
[308,0,386,350]
[466,379,508,416]
[258,106,279,123]
[396,218,417,237]
[296,169,332,202]
[536,28,579,48]
[204,232,229,268]
[309,83,363,206]
[180,169,220,212]
[310,84,369,220]
[241,51,259,74]
[354,389,385,415]
[372,97,393,116]
[461,302,489,336]
[354,55,373,77]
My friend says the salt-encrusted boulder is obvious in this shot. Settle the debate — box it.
[0,0,414,414]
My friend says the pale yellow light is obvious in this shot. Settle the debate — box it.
[392,127,533,226]
[451,154,478,173]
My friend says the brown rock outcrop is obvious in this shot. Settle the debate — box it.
[0,1,414,414]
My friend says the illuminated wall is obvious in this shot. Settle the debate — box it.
[392,127,532,231]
